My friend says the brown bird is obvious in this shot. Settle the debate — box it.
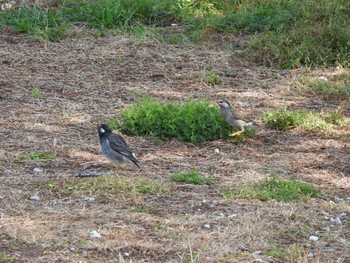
[218,99,258,137]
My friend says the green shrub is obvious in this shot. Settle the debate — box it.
[225,175,319,202]
[118,98,233,143]
[171,170,211,185]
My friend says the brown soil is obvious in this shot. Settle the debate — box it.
[0,32,349,262]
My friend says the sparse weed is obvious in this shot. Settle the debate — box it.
[21,151,56,161]
[31,87,42,98]
[263,107,346,132]
[0,252,17,262]
[207,70,222,85]
[225,174,319,202]
[106,117,120,130]
[301,73,350,100]
[118,97,234,143]
[171,170,211,185]
[265,245,284,257]
[38,175,165,201]
[264,243,309,262]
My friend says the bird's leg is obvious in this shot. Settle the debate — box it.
[229,130,244,137]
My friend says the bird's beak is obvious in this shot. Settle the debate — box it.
[91,120,99,125]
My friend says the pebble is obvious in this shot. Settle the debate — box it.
[329,217,341,225]
[323,226,330,232]
[0,195,4,200]
[309,235,319,242]
[228,214,237,219]
[308,252,314,258]
[318,76,328,81]
[203,224,211,229]
[334,217,342,225]
[124,252,129,257]
[253,250,262,255]
[214,148,220,154]
[30,195,40,201]
[89,230,101,238]
[33,167,43,173]
[84,197,96,202]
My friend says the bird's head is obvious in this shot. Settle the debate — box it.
[218,100,231,108]
[98,124,112,136]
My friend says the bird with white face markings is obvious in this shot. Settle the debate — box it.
[97,124,139,169]
[218,99,259,137]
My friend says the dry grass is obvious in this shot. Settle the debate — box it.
[0,31,350,262]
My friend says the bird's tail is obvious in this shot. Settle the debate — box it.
[246,121,259,129]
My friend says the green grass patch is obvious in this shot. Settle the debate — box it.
[263,107,347,132]
[19,151,56,161]
[206,70,222,85]
[301,73,350,100]
[171,170,211,185]
[224,175,319,202]
[38,175,165,201]
[116,97,236,143]
[31,87,43,98]
[1,0,349,68]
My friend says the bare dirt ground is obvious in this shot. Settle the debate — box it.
[1,32,350,262]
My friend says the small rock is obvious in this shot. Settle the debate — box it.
[309,235,319,242]
[30,195,40,201]
[202,199,207,204]
[33,167,43,173]
[318,76,328,81]
[214,148,220,154]
[330,217,336,223]
[203,224,211,229]
[324,216,330,220]
[124,252,129,257]
[329,200,336,205]
[334,217,342,225]
[84,197,96,202]
[0,195,4,200]
[228,214,237,219]
[323,226,330,232]
[308,252,314,258]
[89,230,101,238]
[70,246,77,251]
[216,212,224,217]
[253,250,262,255]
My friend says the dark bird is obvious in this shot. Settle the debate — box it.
[98,124,139,169]
[218,99,258,137]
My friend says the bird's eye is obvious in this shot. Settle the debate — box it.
[99,127,105,133]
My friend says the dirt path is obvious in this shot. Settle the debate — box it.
[1,33,349,262]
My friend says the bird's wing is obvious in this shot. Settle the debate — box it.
[107,134,135,158]
[229,108,247,121]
